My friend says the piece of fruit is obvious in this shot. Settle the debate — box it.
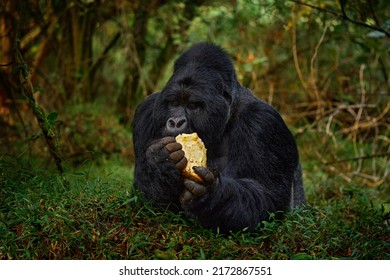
[175,133,207,182]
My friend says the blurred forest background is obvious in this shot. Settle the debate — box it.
[1,0,389,184]
[0,0,389,259]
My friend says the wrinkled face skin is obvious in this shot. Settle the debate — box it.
[152,67,232,148]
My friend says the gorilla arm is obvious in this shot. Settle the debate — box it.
[180,159,293,233]
[179,102,299,233]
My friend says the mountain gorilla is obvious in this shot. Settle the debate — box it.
[133,42,305,233]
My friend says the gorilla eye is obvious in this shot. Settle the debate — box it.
[169,100,180,107]
[187,102,202,110]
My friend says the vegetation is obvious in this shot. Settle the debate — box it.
[0,150,388,259]
[0,0,389,259]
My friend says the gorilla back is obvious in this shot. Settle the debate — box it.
[133,42,305,233]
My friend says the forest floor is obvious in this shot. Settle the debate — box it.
[0,132,389,260]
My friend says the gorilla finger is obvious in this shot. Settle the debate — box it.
[175,156,187,171]
[184,178,206,197]
[165,142,182,153]
[148,137,175,154]
[193,166,215,185]
[161,136,176,145]
[180,189,195,205]
[168,150,185,162]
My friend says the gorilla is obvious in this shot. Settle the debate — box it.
[133,42,305,233]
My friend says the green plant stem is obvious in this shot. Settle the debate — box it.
[15,49,64,174]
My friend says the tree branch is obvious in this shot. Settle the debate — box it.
[367,0,381,28]
[290,0,390,38]
[325,152,390,165]
[15,49,64,174]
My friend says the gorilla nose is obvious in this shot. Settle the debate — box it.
[166,117,188,134]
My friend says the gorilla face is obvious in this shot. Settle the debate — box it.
[153,67,232,147]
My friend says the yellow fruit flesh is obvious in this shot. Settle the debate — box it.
[175,133,207,182]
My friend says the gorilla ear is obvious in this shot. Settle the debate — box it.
[223,90,232,103]
[222,80,236,105]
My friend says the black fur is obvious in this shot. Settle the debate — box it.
[133,42,305,232]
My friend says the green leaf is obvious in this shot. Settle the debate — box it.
[34,85,46,94]
[47,112,59,122]
[12,64,27,74]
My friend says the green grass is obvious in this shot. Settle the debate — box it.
[0,153,388,260]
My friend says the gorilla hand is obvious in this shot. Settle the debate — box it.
[180,166,218,205]
[146,137,187,170]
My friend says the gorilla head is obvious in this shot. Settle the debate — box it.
[152,43,238,147]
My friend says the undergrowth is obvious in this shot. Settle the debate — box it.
[0,153,388,260]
